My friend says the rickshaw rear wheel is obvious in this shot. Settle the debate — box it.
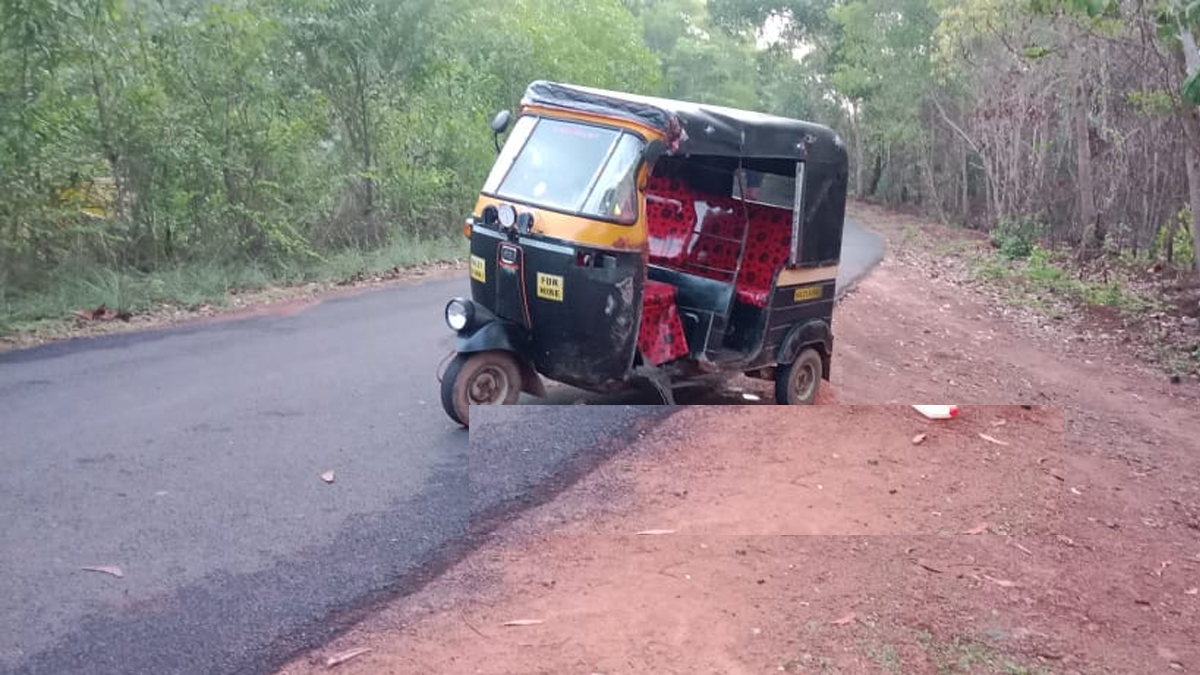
[440,350,523,428]
[774,347,823,405]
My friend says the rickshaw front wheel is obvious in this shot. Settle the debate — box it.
[774,347,823,405]
[440,350,523,427]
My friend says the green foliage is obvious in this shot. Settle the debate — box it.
[991,217,1046,259]
[1025,0,1121,19]
[3,0,1196,333]
[1010,244,1155,311]
[1152,208,1197,268]
[707,0,839,43]
[1185,69,1200,104]
[1025,244,1062,280]
[1022,45,1053,59]
[1126,89,1178,114]
[0,0,662,329]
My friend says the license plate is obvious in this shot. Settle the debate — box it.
[793,285,823,302]
[470,255,486,282]
[536,272,564,301]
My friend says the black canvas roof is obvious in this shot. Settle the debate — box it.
[521,80,848,169]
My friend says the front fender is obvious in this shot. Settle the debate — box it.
[777,320,833,371]
[455,319,523,354]
[453,320,547,398]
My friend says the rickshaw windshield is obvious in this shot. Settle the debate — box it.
[482,116,644,224]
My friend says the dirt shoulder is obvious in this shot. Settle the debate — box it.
[271,205,1200,675]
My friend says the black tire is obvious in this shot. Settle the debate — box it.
[440,351,523,428]
[774,347,823,405]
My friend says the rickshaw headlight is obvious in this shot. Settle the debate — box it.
[497,203,517,229]
[445,299,473,331]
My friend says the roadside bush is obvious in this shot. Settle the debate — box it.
[1151,208,1196,270]
[990,217,1045,260]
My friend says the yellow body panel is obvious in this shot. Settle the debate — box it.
[472,106,665,251]
[777,265,839,287]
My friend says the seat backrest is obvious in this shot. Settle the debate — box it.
[735,202,794,303]
[645,176,697,266]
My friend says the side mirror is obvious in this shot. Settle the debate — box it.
[490,110,511,153]
[490,110,511,134]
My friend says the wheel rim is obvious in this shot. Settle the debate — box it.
[791,361,817,402]
[467,364,511,404]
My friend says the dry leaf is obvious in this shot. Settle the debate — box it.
[911,433,927,445]
[1184,587,1198,595]
[991,419,1007,427]
[502,619,544,626]
[831,613,857,626]
[81,565,124,578]
[913,558,945,574]
[636,529,676,535]
[978,433,1009,446]
[321,470,335,483]
[325,647,371,668]
[962,523,989,535]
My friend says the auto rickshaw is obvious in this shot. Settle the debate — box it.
[438,81,848,426]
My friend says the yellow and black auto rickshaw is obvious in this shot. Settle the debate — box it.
[438,81,848,426]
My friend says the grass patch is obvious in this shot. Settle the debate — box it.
[1023,246,1157,312]
[971,245,1158,314]
[971,256,1011,282]
[922,635,1053,675]
[0,235,465,336]
[932,239,978,257]
[864,641,902,673]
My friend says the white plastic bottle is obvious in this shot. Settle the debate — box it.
[912,405,960,419]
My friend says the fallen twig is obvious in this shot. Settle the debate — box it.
[80,566,124,578]
[502,619,545,627]
[325,647,371,668]
[912,558,946,574]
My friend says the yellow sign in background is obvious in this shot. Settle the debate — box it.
[537,272,564,301]
[470,255,486,282]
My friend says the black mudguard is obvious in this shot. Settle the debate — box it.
[454,320,547,398]
[776,319,833,379]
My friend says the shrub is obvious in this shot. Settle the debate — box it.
[1152,208,1196,270]
[990,216,1045,260]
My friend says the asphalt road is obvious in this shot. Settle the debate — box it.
[0,218,882,675]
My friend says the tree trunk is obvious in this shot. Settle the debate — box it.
[922,147,946,225]
[1185,137,1200,279]
[850,107,864,197]
[868,152,884,198]
[1071,40,1099,257]
[352,60,375,217]
[1182,26,1200,279]
[961,142,970,224]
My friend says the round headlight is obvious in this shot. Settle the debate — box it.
[445,299,472,331]
[497,203,517,229]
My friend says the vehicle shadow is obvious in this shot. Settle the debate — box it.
[519,376,776,406]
